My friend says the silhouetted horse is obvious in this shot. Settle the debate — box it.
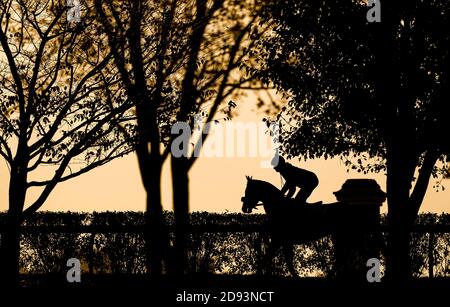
[241,176,341,276]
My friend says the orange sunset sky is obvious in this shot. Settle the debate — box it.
[0,95,449,214]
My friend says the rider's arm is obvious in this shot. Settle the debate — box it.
[281,182,296,198]
[280,183,289,196]
[285,185,296,198]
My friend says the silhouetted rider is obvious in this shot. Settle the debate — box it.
[272,156,319,204]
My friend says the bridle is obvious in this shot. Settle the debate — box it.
[241,196,263,212]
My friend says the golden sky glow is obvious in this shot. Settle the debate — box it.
[1,94,448,214]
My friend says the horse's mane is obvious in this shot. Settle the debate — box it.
[249,179,281,197]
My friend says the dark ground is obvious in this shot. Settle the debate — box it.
[8,274,449,305]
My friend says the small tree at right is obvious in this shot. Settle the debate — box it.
[256,0,450,281]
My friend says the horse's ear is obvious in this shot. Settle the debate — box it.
[245,175,252,181]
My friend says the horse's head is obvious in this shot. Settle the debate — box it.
[241,176,260,213]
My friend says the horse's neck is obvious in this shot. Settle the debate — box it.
[254,180,280,203]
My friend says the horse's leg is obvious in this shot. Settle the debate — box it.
[282,243,298,277]
[256,234,269,275]
[263,238,279,276]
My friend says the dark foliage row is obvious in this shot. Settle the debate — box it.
[0,212,449,277]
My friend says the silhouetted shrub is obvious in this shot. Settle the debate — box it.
[0,211,448,277]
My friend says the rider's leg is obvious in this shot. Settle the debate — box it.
[295,185,314,203]
[295,179,318,203]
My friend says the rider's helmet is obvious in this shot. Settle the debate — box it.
[271,155,285,171]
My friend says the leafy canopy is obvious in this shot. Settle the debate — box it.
[256,0,450,176]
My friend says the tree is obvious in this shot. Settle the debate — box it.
[95,0,268,275]
[94,0,194,276]
[168,0,268,274]
[256,0,450,280]
[0,0,134,286]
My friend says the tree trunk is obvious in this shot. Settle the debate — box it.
[385,148,416,282]
[143,164,168,277]
[1,160,28,287]
[0,211,21,288]
[171,156,190,275]
[386,216,412,282]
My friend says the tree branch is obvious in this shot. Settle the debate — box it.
[409,149,440,219]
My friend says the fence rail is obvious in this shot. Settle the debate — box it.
[0,224,265,233]
[1,223,449,233]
